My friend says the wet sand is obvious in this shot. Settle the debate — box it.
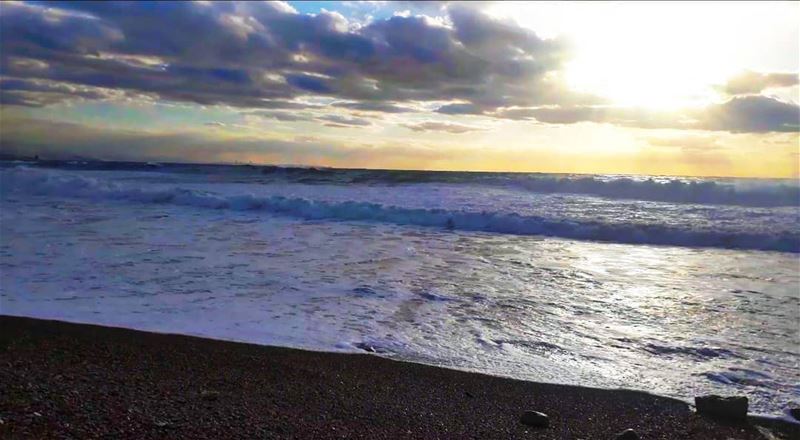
[1,315,796,439]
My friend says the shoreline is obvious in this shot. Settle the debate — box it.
[2,313,794,421]
[1,315,797,439]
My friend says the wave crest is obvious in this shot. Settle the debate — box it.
[504,176,800,207]
[7,160,799,207]
[3,167,798,252]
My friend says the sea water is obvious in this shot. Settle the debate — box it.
[0,161,798,416]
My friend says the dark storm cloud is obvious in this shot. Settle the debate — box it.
[0,1,579,112]
[0,77,123,107]
[720,71,799,95]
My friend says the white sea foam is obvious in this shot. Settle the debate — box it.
[2,167,798,252]
[504,175,800,207]
[8,161,798,207]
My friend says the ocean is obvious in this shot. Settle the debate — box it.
[0,160,798,417]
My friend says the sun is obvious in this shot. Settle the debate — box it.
[560,2,736,109]
[487,1,799,110]
[562,28,728,109]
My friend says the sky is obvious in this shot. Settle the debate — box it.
[0,1,798,177]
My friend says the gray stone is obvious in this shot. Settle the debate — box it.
[614,428,639,439]
[695,395,748,421]
[200,390,220,401]
[519,410,549,428]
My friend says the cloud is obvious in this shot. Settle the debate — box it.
[502,96,799,133]
[646,135,721,151]
[248,110,315,122]
[0,1,794,135]
[247,110,374,126]
[491,107,539,120]
[700,95,799,133]
[643,135,731,168]
[285,74,335,94]
[720,71,799,95]
[435,103,485,115]
[332,101,413,113]
[402,121,484,133]
[0,1,584,113]
[496,105,669,126]
[317,114,372,127]
[0,115,451,166]
[247,100,325,110]
[294,135,320,143]
[0,77,128,107]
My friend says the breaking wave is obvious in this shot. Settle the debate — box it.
[3,167,798,252]
[9,159,799,207]
[503,175,800,208]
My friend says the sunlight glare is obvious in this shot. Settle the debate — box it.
[487,1,800,109]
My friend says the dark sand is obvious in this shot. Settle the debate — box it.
[1,316,796,439]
